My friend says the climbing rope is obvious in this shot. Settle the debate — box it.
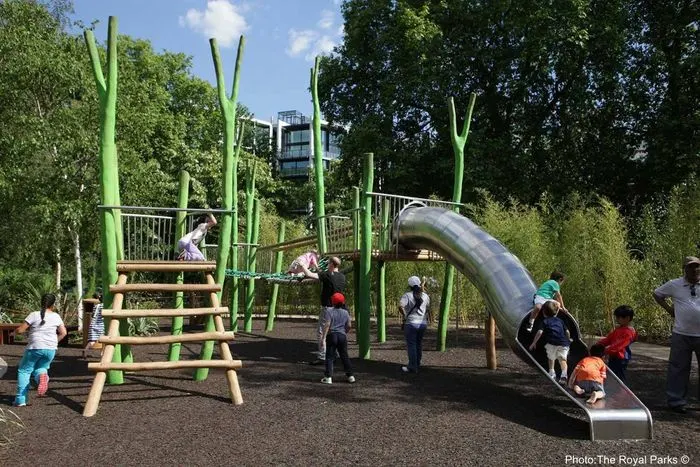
[224,255,331,282]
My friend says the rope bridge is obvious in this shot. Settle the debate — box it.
[225,257,330,284]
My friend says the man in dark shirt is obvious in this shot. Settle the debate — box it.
[301,256,346,361]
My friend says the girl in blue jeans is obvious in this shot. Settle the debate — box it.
[400,276,430,373]
[13,293,67,406]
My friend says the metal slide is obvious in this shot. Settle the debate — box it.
[393,205,653,441]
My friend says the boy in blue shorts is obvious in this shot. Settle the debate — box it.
[529,300,571,384]
[527,270,567,332]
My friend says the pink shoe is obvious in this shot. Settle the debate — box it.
[37,373,49,397]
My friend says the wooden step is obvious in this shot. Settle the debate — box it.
[102,307,228,318]
[110,283,221,294]
[117,260,216,273]
[99,331,234,345]
[88,359,242,372]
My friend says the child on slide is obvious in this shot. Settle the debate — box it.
[287,250,319,277]
[529,300,571,384]
[177,213,217,261]
[526,270,568,332]
[569,343,607,405]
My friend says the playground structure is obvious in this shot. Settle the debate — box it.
[83,16,652,440]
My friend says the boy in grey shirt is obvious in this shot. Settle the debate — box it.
[320,293,355,384]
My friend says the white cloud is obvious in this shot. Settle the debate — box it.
[286,29,318,57]
[179,0,249,48]
[318,10,334,29]
[305,36,336,62]
[337,24,344,36]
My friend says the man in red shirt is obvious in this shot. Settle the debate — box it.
[597,305,637,382]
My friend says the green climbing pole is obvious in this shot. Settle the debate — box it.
[84,17,125,384]
[377,198,390,342]
[243,162,256,331]
[359,153,374,359]
[265,221,285,331]
[353,186,361,332]
[230,122,246,332]
[244,198,260,332]
[310,57,328,254]
[168,170,189,361]
[437,94,476,351]
[195,36,245,381]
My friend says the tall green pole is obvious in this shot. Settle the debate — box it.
[243,162,256,331]
[84,17,123,385]
[229,122,246,331]
[245,199,260,332]
[437,94,476,351]
[352,186,361,333]
[195,36,245,381]
[168,170,189,361]
[310,57,327,253]
[377,199,390,343]
[359,153,374,359]
[265,221,285,331]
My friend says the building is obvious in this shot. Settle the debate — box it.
[244,110,343,180]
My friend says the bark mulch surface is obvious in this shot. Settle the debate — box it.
[2,320,700,466]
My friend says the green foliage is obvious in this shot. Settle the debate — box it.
[127,317,159,337]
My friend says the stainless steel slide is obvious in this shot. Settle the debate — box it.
[393,205,653,441]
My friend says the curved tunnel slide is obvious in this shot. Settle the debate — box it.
[393,206,653,441]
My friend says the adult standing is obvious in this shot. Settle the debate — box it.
[653,256,700,414]
[301,256,346,362]
[399,276,430,373]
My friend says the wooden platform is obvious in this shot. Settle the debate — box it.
[116,260,217,273]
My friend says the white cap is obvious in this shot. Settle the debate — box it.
[408,276,421,287]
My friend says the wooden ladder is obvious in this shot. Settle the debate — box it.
[82,260,243,417]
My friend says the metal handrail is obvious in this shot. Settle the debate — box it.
[98,205,236,214]
[365,192,466,207]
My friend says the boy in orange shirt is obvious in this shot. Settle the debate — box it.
[569,343,607,404]
[596,305,637,382]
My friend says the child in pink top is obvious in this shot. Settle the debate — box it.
[287,250,319,276]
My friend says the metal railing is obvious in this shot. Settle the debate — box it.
[317,208,361,255]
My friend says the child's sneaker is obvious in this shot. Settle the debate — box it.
[526,321,534,332]
[320,377,332,384]
[37,373,49,396]
[559,375,568,385]
[548,370,556,379]
[13,402,26,407]
[347,375,356,383]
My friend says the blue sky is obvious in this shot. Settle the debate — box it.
[71,0,345,121]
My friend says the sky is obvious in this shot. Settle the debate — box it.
[70,0,345,121]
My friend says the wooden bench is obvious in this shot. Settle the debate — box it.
[0,323,21,345]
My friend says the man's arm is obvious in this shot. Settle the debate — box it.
[653,291,674,317]
[300,263,319,280]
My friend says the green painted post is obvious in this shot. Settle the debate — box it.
[359,153,374,359]
[243,162,256,331]
[352,186,361,332]
[229,122,246,332]
[310,57,327,254]
[84,17,123,384]
[377,199,390,342]
[265,221,285,331]
[195,36,245,381]
[437,94,476,351]
[168,170,189,361]
[245,199,260,332]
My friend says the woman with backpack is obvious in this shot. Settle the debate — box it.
[399,276,430,374]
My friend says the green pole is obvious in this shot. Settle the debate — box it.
[243,162,256,331]
[265,221,285,331]
[84,17,123,385]
[359,153,374,359]
[437,94,476,351]
[310,57,327,253]
[245,199,260,332]
[168,170,189,361]
[229,122,246,331]
[195,36,245,381]
[377,199,390,343]
[352,186,361,332]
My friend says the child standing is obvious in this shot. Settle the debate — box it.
[13,293,67,406]
[177,213,217,261]
[529,300,571,384]
[527,271,567,332]
[320,292,355,384]
[569,343,607,404]
[597,305,637,382]
[83,292,104,358]
[287,250,319,276]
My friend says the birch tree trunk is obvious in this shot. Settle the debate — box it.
[73,229,84,331]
